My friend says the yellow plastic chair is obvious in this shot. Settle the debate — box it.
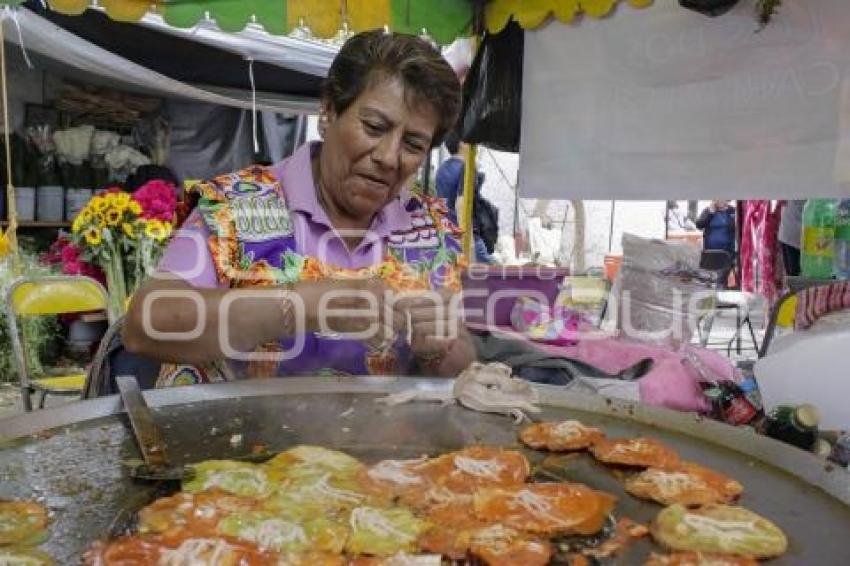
[4,275,109,411]
[759,292,799,357]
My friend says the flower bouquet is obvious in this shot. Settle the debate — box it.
[70,180,176,320]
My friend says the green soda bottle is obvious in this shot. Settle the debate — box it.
[801,199,837,278]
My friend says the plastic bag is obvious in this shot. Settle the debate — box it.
[614,234,715,348]
[457,21,523,152]
[678,0,740,17]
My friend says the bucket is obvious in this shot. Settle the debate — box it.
[37,185,64,222]
[603,254,623,282]
[65,188,93,221]
[15,186,36,222]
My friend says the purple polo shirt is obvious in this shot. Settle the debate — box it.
[158,142,413,286]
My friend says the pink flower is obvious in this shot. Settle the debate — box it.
[60,244,79,263]
[133,180,177,223]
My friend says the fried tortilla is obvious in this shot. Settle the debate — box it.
[0,500,49,546]
[519,420,605,452]
[473,482,616,536]
[217,510,348,554]
[345,506,431,557]
[422,446,530,493]
[650,504,788,559]
[591,437,679,468]
[644,551,759,565]
[83,531,279,565]
[626,462,743,506]
[182,460,281,499]
[469,524,553,566]
[139,489,258,536]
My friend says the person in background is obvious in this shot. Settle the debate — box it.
[778,200,805,276]
[435,131,496,263]
[666,200,696,232]
[696,200,736,257]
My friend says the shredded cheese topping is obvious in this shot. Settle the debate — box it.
[551,421,587,440]
[290,447,358,471]
[349,507,416,542]
[203,468,268,495]
[453,456,505,480]
[641,470,708,498]
[290,474,364,505]
[611,440,651,454]
[158,538,236,565]
[513,489,573,528]
[381,553,443,566]
[193,505,217,520]
[679,513,761,547]
[471,524,517,554]
[239,518,307,552]
[425,486,469,506]
[368,459,427,486]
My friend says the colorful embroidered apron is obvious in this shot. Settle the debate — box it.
[156,166,464,387]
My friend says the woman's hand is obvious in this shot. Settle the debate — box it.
[392,289,477,377]
[291,278,392,342]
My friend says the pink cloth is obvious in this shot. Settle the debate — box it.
[795,280,850,329]
[741,200,781,304]
[535,337,733,413]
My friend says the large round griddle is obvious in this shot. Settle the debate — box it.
[1,377,849,564]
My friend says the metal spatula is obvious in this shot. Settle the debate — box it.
[116,375,193,482]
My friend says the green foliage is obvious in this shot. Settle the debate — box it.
[0,254,62,383]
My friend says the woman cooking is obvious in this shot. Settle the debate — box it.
[122,30,478,383]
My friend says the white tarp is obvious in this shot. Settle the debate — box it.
[2,9,320,114]
[520,0,850,200]
[135,13,336,78]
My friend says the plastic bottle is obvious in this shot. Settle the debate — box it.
[801,199,837,279]
[833,199,850,279]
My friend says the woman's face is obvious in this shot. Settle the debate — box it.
[318,76,439,223]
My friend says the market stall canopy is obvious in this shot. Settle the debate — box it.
[2,3,333,113]
[0,0,474,45]
[520,0,850,200]
[0,0,657,43]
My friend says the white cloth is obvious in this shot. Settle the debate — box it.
[666,208,696,231]
[3,10,320,114]
[778,200,806,248]
[520,0,850,199]
[53,125,95,165]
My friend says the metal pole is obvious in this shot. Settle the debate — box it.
[461,143,477,260]
[608,200,615,252]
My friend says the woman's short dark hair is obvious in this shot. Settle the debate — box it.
[323,29,461,148]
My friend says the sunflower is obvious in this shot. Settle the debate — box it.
[128,201,143,216]
[94,213,108,229]
[143,220,171,241]
[115,192,131,206]
[84,227,103,246]
[104,209,123,226]
[91,196,109,213]
[122,222,137,239]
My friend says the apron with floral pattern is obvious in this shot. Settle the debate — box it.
[156,166,465,387]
